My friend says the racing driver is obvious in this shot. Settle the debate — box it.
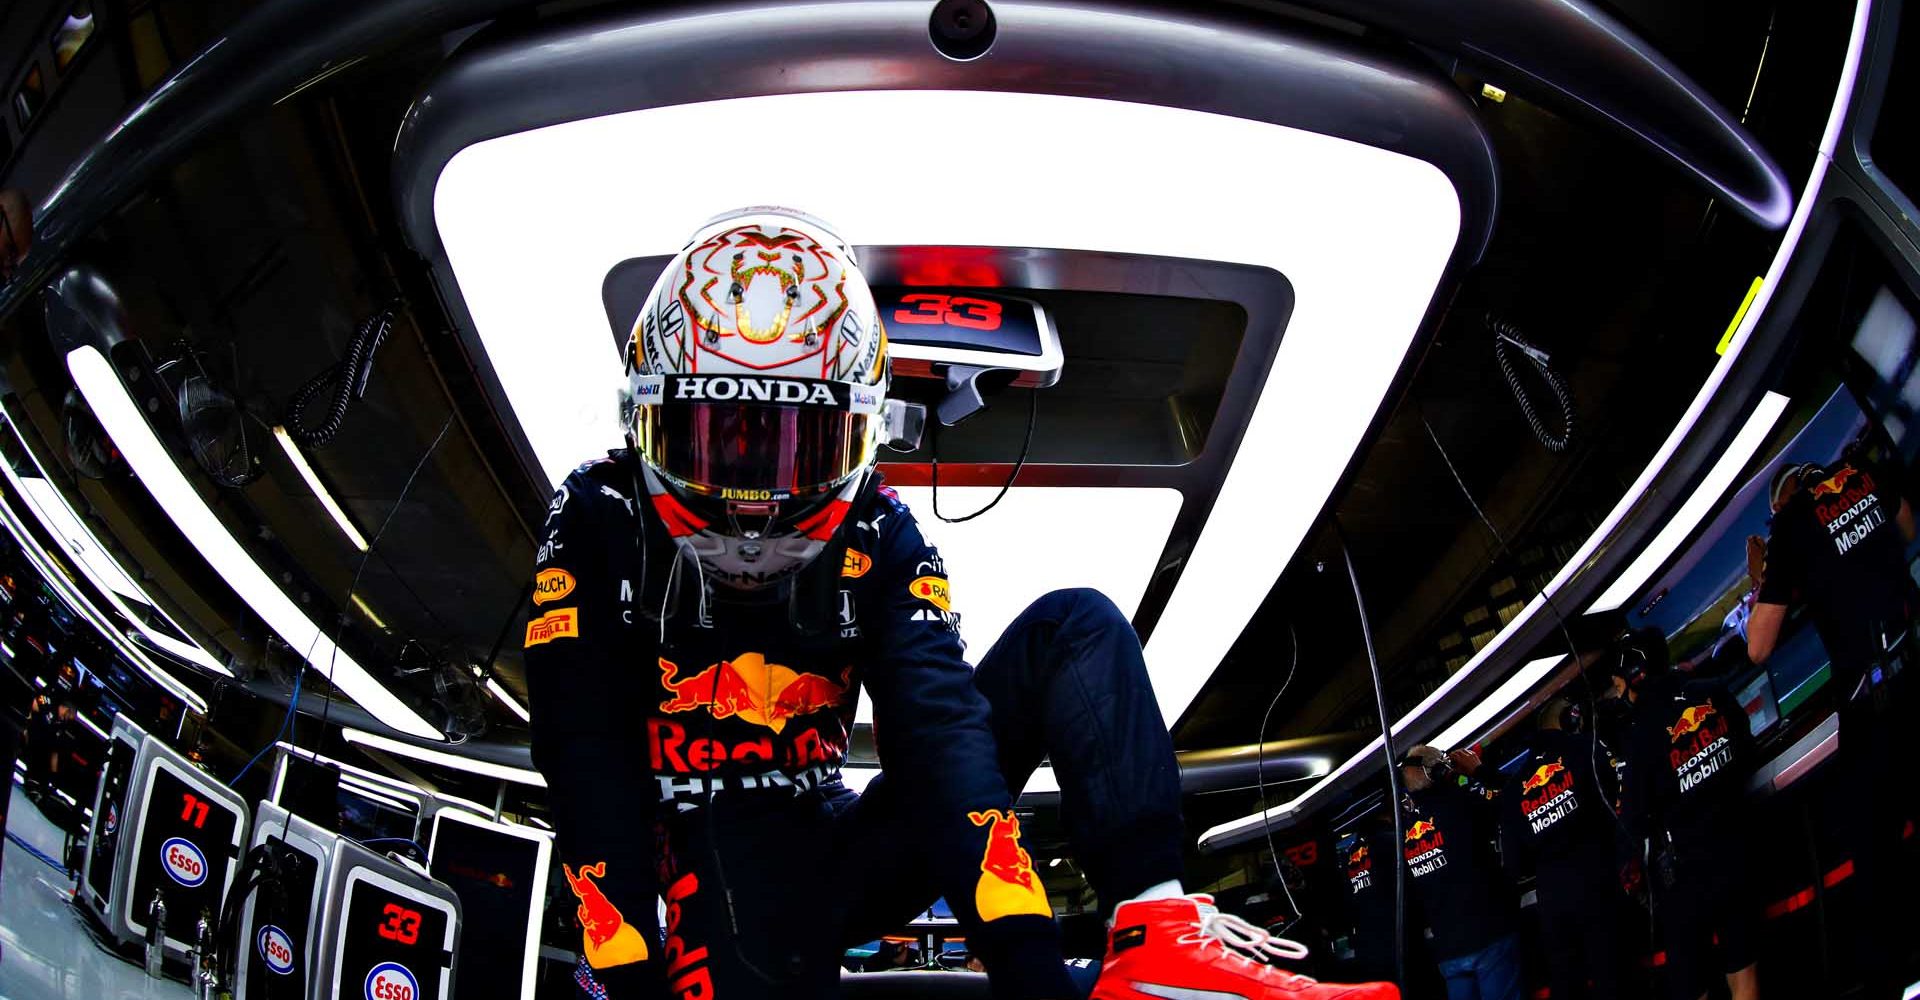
[522,207,1398,1000]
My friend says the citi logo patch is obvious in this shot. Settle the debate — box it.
[160,837,207,887]
[365,961,419,1000]
[669,375,840,407]
[258,925,296,975]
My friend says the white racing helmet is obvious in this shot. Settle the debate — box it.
[624,207,894,591]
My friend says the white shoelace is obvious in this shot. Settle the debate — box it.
[1174,896,1311,970]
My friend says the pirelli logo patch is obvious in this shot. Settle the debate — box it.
[908,575,951,612]
[526,608,580,647]
[534,568,576,606]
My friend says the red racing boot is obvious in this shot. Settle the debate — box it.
[1091,895,1399,1000]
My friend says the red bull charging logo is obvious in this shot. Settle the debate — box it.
[1667,704,1717,742]
[1521,760,1567,794]
[1809,466,1858,498]
[658,654,850,733]
[967,809,1053,921]
[563,862,649,970]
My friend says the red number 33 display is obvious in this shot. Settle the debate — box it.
[378,903,422,946]
[892,294,1003,331]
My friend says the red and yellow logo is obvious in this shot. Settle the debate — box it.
[534,568,576,606]
[1405,819,1436,843]
[1521,760,1567,794]
[842,549,872,579]
[967,809,1052,921]
[1667,704,1717,742]
[525,608,579,647]
[909,575,952,612]
[657,653,850,733]
[1809,466,1858,498]
[563,862,649,970]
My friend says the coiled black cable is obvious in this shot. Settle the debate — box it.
[1490,315,1575,453]
[284,302,397,447]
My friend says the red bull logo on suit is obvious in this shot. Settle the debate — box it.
[968,809,1053,921]
[657,653,850,733]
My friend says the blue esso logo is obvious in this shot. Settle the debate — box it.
[160,837,207,887]
[257,925,296,975]
[365,961,419,1000]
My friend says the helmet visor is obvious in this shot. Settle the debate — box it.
[632,375,878,499]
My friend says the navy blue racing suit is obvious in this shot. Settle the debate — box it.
[522,453,1183,999]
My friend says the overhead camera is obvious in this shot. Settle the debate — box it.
[929,0,996,61]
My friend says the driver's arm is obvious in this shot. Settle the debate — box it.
[863,489,1074,999]
[522,472,662,993]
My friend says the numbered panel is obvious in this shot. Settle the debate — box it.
[332,865,457,1000]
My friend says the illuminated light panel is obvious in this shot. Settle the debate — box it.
[342,727,547,787]
[435,89,1462,728]
[1198,0,1873,850]
[1,453,230,676]
[1431,656,1567,750]
[486,677,531,723]
[272,425,369,551]
[1589,392,1790,613]
[68,346,442,740]
[0,468,209,713]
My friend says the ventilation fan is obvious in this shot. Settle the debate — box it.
[157,345,260,488]
[395,640,488,741]
[62,388,115,479]
[430,662,489,742]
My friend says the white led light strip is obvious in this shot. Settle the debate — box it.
[67,346,443,740]
[436,89,1462,728]
[341,727,547,786]
[1590,392,1791,611]
[485,677,531,723]
[1200,0,1873,850]
[272,426,370,551]
[0,412,229,676]
[0,461,208,714]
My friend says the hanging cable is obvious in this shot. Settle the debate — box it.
[932,388,1036,523]
[1334,521,1404,989]
[1418,413,1621,826]
[284,300,399,448]
[1255,620,1307,933]
[1489,315,1575,453]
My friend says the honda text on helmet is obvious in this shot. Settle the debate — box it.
[625,207,888,590]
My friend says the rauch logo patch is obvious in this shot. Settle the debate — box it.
[258,924,296,975]
[534,568,576,606]
[365,961,419,1000]
[160,837,207,887]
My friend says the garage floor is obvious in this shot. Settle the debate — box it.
[0,782,191,1000]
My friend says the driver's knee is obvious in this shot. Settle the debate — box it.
[1024,587,1134,639]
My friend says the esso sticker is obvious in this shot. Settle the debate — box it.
[258,925,296,975]
[160,837,207,887]
[365,961,419,1000]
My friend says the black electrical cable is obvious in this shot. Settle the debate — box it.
[1334,521,1405,990]
[217,410,453,990]
[284,301,397,448]
[931,388,1036,523]
[1418,413,1622,829]
[1255,621,1305,930]
[1490,315,1575,454]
